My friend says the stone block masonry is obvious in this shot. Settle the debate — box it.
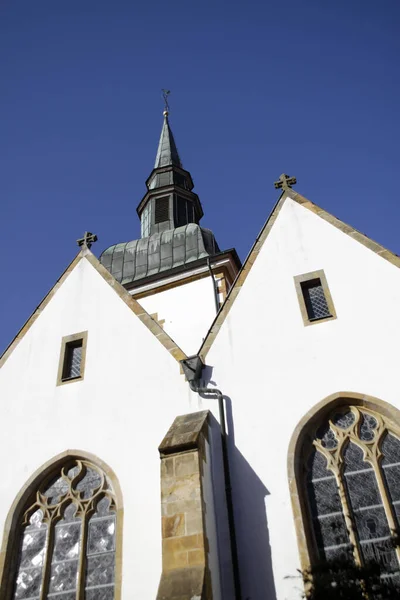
[156,411,213,600]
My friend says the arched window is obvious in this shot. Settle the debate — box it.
[303,404,400,578]
[11,458,117,600]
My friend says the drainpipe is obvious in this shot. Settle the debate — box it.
[180,355,242,600]
[207,256,220,314]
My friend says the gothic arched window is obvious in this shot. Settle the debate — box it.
[11,458,117,600]
[304,405,400,578]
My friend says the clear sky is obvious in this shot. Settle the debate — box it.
[1,0,399,354]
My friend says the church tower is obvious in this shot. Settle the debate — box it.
[99,108,240,354]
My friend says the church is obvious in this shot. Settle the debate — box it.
[1,105,400,600]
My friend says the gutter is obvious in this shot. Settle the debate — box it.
[180,355,242,600]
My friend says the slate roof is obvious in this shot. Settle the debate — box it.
[154,115,182,169]
[100,224,220,285]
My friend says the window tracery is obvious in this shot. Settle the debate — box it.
[306,406,400,578]
[13,459,116,600]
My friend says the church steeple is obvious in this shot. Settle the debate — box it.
[100,102,240,290]
[154,111,182,169]
[136,109,204,238]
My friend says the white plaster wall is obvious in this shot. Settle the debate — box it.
[138,276,217,356]
[203,197,400,600]
[4,195,400,600]
[0,258,207,599]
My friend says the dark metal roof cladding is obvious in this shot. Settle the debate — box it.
[100,224,220,285]
[154,114,182,169]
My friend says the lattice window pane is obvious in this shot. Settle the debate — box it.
[301,279,331,320]
[360,539,399,574]
[49,505,81,595]
[62,341,83,380]
[13,510,47,600]
[382,434,400,528]
[307,450,351,560]
[343,442,396,574]
[85,497,116,597]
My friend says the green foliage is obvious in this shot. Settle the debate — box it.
[301,560,400,600]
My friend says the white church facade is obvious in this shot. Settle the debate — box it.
[1,110,400,600]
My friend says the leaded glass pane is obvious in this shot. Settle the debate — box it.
[382,433,400,465]
[344,444,380,509]
[307,450,351,560]
[48,560,79,594]
[316,424,338,449]
[49,504,81,594]
[308,450,330,480]
[86,553,115,586]
[44,477,69,505]
[302,279,331,320]
[360,539,399,573]
[344,443,396,574]
[382,434,400,529]
[14,511,47,600]
[332,411,355,429]
[76,467,102,500]
[85,587,114,600]
[353,506,390,540]
[359,412,378,442]
[69,345,82,378]
[85,497,116,595]
[14,567,43,600]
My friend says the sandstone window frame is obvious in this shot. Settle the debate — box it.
[288,393,400,578]
[294,269,337,327]
[56,331,88,386]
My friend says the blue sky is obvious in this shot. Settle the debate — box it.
[1,0,399,353]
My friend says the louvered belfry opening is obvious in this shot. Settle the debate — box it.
[154,196,170,224]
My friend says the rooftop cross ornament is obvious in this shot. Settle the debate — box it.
[77,231,98,249]
[162,89,170,116]
[274,173,297,190]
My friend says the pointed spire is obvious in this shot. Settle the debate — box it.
[154,112,182,169]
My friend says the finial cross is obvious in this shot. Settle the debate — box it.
[77,231,98,249]
[274,173,297,190]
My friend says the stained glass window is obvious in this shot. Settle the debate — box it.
[12,460,117,600]
[305,406,400,578]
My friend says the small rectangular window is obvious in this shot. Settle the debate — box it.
[57,331,88,386]
[294,270,336,326]
[301,279,331,321]
[63,341,83,380]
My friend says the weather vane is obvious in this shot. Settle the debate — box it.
[162,89,170,116]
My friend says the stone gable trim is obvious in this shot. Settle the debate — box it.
[84,250,187,362]
[0,248,187,370]
[198,194,286,360]
[286,188,400,267]
[198,189,400,360]
[0,253,82,369]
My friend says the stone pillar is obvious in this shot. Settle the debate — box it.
[156,411,213,600]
